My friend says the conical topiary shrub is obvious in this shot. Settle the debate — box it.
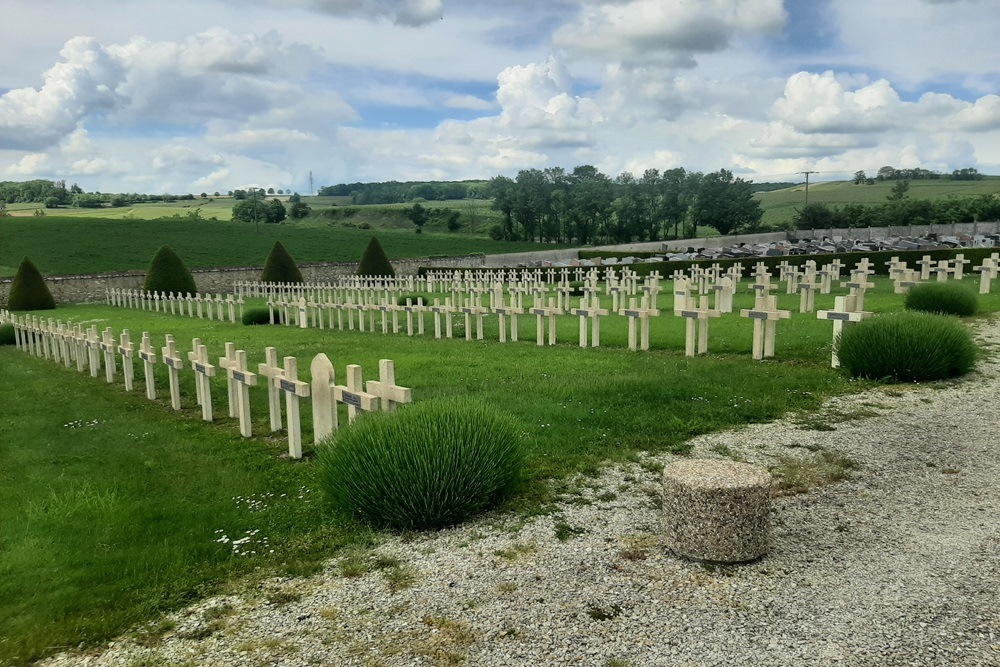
[357,236,395,277]
[259,241,303,283]
[143,245,197,295]
[7,257,56,311]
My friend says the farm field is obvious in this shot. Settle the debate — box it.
[2,276,999,666]
[756,176,1000,228]
[0,216,562,278]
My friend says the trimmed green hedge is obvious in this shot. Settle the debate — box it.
[259,241,304,283]
[317,397,522,531]
[357,236,396,277]
[241,307,273,325]
[7,257,56,311]
[143,245,197,295]
[0,323,15,345]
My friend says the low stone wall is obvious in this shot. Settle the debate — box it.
[0,254,486,307]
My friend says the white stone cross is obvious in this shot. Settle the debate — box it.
[225,348,257,438]
[934,260,953,283]
[797,271,821,313]
[334,364,379,424]
[892,268,921,294]
[277,356,310,459]
[460,295,487,341]
[739,294,791,360]
[187,338,207,408]
[138,332,157,399]
[115,329,135,392]
[160,334,184,410]
[710,277,735,313]
[257,347,285,433]
[85,325,101,378]
[219,343,239,419]
[366,359,412,413]
[191,342,217,422]
[916,255,936,281]
[951,254,970,281]
[530,296,562,346]
[678,295,720,356]
[623,295,657,351]
[572,295,610,348]
[100,327,118,384]
[840,272,876,311]
[817,295,872,368]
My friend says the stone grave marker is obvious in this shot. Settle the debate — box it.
[86,325,101,378]
[816,295,872,368]
[366,359,412,413]
[100,327,117,384]
[530,296,562,346]
[161,335,184,410]
[624,295,657,352]
[739,294,791,360]
[678,295,720,356]
[117,329,135,392]
[138,332,157,400]
[277,356,310,459]
[227,348,258,438]
[334,364,378,424]
[257,347,285,433]
[191,342,217,422]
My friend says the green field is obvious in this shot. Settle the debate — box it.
[0,216,560,278]
[756,177,1000,228]
[3,278,998,665]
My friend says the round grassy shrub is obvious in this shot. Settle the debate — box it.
[357,236,395,278]
[259,241,303,283]
[7,257,56,311]
[395,293,431,306]
[0,323,15,345]
[241,307,273,325]
[318,398,522,531]
[904,282,978,317]
[836,312,977,382]
[143,245,197,295]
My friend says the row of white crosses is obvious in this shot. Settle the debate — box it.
[5,315,411,460]
[107,288,244,323]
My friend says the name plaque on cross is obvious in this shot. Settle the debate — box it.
[341,392,362,408]
[572,309,589,317]
[139,350,155,363]
[679,310,698,318]
[232,371,247,383]
[624,310,640,317]
[279,379,298,393]
[827,312,851,321]
[193,362,209,374]
[530,309,546,316]
[749,312,768,320]
[165,358,183,369]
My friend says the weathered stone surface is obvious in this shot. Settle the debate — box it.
[662,459,771,563]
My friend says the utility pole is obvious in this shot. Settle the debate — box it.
[799,171,817,205]
[251,187,259,235]
[309,171,314,196]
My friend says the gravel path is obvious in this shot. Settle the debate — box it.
[41,318,1000,667]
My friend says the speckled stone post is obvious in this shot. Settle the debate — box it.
[662,459,771,563]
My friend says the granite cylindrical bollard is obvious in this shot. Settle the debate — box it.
[662,459,771,563]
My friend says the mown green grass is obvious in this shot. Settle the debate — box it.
[2,276,997,666]
[0,216,561,277]
[756,176,1000,228]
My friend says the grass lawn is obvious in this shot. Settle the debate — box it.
[0,216,566,278]
[2,276,998,666]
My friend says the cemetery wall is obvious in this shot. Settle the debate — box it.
[0,254,486,307]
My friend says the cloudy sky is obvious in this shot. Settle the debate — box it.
[1,0,998,194]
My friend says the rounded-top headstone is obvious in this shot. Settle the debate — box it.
[662,459,771,563]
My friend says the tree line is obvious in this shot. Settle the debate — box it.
[485,165,763,244]
[853,166,985,184]
[792,195,1000,230]
[318,180,484,204]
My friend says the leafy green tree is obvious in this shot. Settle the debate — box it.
[853,170,868,185]
[887,180,910,201]
[793,202,839,230]
[259,241,303,283]
[7,257,56,310]
[488,176,515,239]
[689,169,762,235]
[405,202,428,230]
[143,245,197,295]
[267,198,286,223]
[356,237,395,277]
[289,201,311,219]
